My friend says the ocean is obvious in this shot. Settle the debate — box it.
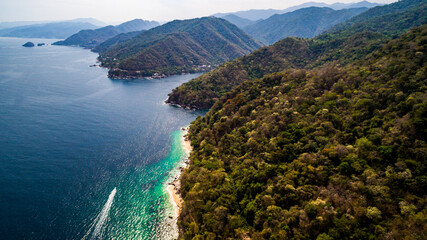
[0,37,203,239]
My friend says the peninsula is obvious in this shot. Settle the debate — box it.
[98,17,262,79]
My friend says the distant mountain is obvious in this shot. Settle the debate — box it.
[0,18,105,30]
[100,17,262,78]
[53,19,159,49]
[53,26,121,48]
[64,18,107,27]
[0,21,49,30]
[244,7,369,44]
[328,0,383,9]
[214,1,383,21]
[0,21,99,39]
[219,14,257,28]
[115,19,158,33]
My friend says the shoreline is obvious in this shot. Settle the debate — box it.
[166,127,192,220]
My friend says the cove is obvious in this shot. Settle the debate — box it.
[0,37,203,239]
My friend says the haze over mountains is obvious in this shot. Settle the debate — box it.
[0,21,101,39]
[219,14,258,29]
[0,18,106,30]
[42,1,390,79]
[53,19,159,48]
[214,0,383,21]
[244,7,369,44]
[0,1,395,80]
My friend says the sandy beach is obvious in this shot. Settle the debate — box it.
[167,180,182,216]
[167,127,192,217]
[182,130,193,153]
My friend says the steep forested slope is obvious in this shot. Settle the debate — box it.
[244,7,368,45]
[92,31,142,53]
[166,0,427,110]
[99,17,262,78]
[179,23,427,240]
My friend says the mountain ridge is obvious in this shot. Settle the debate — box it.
[99,17,262,78]
[219,14,257,29]
[0,21,100,39]
[213,1,383,21]
[244,6,369,44]
[53,19,159,49]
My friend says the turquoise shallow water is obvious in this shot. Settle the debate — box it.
[0,37,203,239]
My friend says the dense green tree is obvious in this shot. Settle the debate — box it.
[167,0,427,109]
[178,24,427,239]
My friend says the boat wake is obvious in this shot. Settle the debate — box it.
[82,188,117,240]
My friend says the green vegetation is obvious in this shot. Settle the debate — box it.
[167,0,427,110]
[54,25,122,49]
[92,31,141,53]
[179,23,427,239]
[99,17,262,78]
[53,19,158,49]
[244,7,369,45]
[219,14,256,29]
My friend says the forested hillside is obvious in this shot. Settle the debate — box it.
[100,17,262,78]
[179,23,427,240]
[166,0,427,110]
[219,14,256,29]
[244,7,368,45]
[92,31,142,53]
[53,19,158,49]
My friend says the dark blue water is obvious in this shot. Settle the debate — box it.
[0,37,203,239]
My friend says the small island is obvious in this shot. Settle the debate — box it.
[22,42,35,47]
[37,43,45,46]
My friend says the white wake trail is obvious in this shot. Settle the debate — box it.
[82,188,117,240]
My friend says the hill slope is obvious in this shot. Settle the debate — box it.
[92,31,142,53]
[166,0,427,109]
[244,7,368,45]
[219,14,256,29]
[100,17,262,78]
[180,22,427,240]
[53,19,159,49]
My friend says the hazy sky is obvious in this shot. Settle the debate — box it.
[0,0,397,23]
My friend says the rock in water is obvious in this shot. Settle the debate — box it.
[22,42,35,47]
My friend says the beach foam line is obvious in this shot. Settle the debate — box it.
[165,128,191,216]
[167,184,180,217]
